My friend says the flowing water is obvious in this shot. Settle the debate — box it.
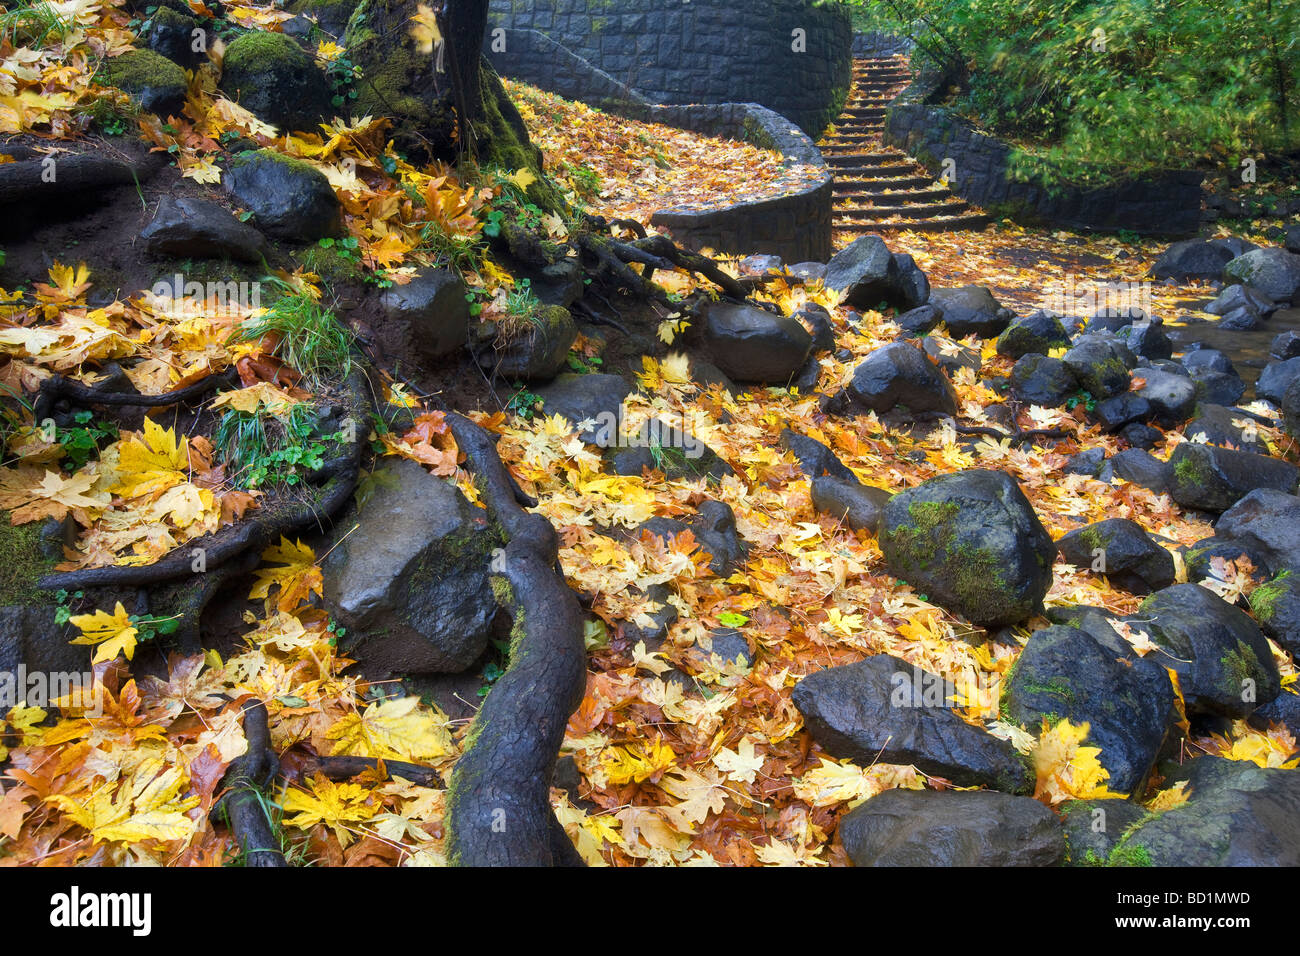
[1166,302,1300,396]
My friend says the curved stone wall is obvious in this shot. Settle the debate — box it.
[487,0,853,135]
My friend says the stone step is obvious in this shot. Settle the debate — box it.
[826,152,911,167]
[833,175,936,191]
[835,200,973,219]
[834,214,991,233]
[834,185,953,203]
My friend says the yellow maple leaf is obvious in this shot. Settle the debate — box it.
[1031,718,1121,805]
[249,537,323,612]
[602,738,676,785]
[69,602,139,664]
[505,167,538,192]
[281,773,377,847]
[1,467,109,524]
[111,419,192,498]
[35,261,92,304]
[326,697,453,762]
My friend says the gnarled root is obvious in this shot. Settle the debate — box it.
[218,699,288,867]
[444,415,586,866]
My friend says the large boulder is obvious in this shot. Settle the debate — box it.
[1108,757,1300,866]
[223,149,342,241]
[792,654,1032,792]
[1056,518,1175,594]
[1010,354,1077,406]
[995,311,1071,359]
[1223,247,1300,303]
[1149,239,1235,282]
[1249,570,1300,656]
[1062,335,1133,399]
[1137,583,1280,718]
[1132,367,1198,426]
[879,470,1056,627]
[1257,356,1300,405]
[536,373,632,446]
[1168,443,1299,513]
[1100,448,1170,494]
[100,49,187,116]
[220,29,334,132]
[1214,488,1300,575]
[375,267,469,362]
[810,476,891,533]
[1002,624,1175,795]
[846,342,957,416]
[701,302,811,384]
[1059,799,1149,866]
[1183,404,1267,454]
[838,789,1064,867]
[927,285,1013,338]
[824,235,926,310]
[148,6,203,70]
[139,197,269,263]
[476,305,577,381]
[322,458,500,675]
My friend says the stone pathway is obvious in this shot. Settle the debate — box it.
[822,56,988,233]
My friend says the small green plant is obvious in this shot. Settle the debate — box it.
[214,403,341,490]
[1065,390,1097,412]
[56,411,117,471]
[0,0,73,48]
[505,384,542,420]
[321,51,361,110]
[565,353,603,374]
[54,588,85,627]
[234,284,354,386]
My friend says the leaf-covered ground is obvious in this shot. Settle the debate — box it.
[0,0,1297,867]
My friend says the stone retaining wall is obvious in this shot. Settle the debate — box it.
[487,0,853,136]
[884,99,1204,236]
[488,27,834,262]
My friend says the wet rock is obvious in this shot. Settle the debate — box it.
[1247,570,1300,656]
[921,335,981,376]
[219,30,333,132]
[1094,393,1152,432]
[536,373,632,446]
[690,359,735,393]
[878,469,1055,627]
[894,303,944,336]
[795,307,835,354]
[609,418,732,482]
[1110,757,1300,866]
[1118,321,1173,360]
[148,6,203,70]
[847,342,957,416]
[99,49,187,116]
[792,654,1033,792]
[824,235,925,310]
[1215,488,1300,575]
[839,789,1063,866]
[780,429,856,482]
[0,605,83,681]
[1010,354,1077,406]
[1257,356,1300,405]
[1188,367,1247,406]
[701,302,811,384]
[1223,248,1300,303]
[1059,799,1149,866]
[139,197,269,263]
[1120,422,1163,450]
[376,267,469,362]
[1180,348,1237,375]
[739,254,782,276]
[476,305,577,381]
[223,149,342,240]
[1064,447,1105,477]
[1167,443,1299,513]
[691,627,753,668]
[1056,518,1176,593]
[996,310,1071,359]
[1133,367,1198,426]
[1003,623,1175,794]
[638,501,747,575]
[889,252,931,311]
[1062,335,1134,399]
[810,476,890,532]
[1100,449,1170,494]
[1137,583,1280,718]
[1271,330,1300,361]
[1182,404,1267,454]
[788,261,827,283]
[322,458,499,675]
[927,285,1013,338]
[1150,238,1236,282]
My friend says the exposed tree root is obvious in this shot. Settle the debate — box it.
[219,699,288,867]
[36,369,372,592]
[305,755,443,789]
[32,368,239,422]
[444,415,586,866]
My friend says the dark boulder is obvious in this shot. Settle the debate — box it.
[1167,443,1299,513]
[536,373,632,446]
[810,476,890,532]
[1062,335,1133,399]
[1059,799,1149,866]
[1257,356,1300,405]
[1056,518,1175,593]
[99,49,187,116]
[1215,488,1300,575]
[1100,449,1170,494]
[1223,248,1300,302]
[1271,330,1300,361]
[475,305,577,381]
[792,654,1033,792]
[894,303,944,336]
[824,235,925,310]
[1149,239,1235,282]
[1133,367,1198,426]
[1182,404,1267,454]
[639,501,746,575]
[1248,570,1300,657]
[846,342,957,416]
[219,30,334,132]
[702,302,812,384]
[1010,354,1077,406]
[927,285,1013,338]
[995,310,1071,359]
[1003,624,1175,794]
[1188,367,1247,406]
[780,429,856,482]
[878,470,1056,627]
[1137,583,1280,718]
[377,267,470,362]
[1118,321,1173,360]
[139,197,269,262]
[838,789,1064,867]
[223,149,342,241]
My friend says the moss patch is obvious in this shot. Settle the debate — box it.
[0,518,56,607]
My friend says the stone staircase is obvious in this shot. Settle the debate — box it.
[820,56,988,233]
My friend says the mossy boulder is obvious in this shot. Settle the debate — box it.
[99,49,187,116]
[289,0,360,37]
[995,310,1071,359]
[1167,442,1299,514]
[1138,583,1280,718]
[473,305,577,381]
[223,149,342,241]
[1056,518,1175,594]
[148,6,202,70]
[878,469,1056,628]
[1223,247,1300,302]
[321,457,501,675]
[1059,798,1148,866]
[1002,624,1175,795]
[1061,334,1133,399]
[220,29,333,132]
[1249,570,1300,655]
